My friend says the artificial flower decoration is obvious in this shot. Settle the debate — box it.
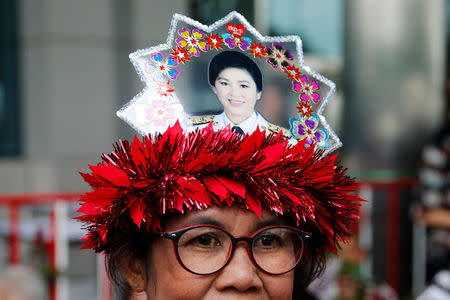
[156,81,175,98]
[284,64,302,82]
[297,100,313,119]
[222,34,252,51]
[290,113,328,148]
[77,123,360,254]
[249,42,267,59]
[293,78,321,104]
[171,47,191,64]
[266,43,294,69]
[134,96,183,134]
[145,53,180,82]
[176,28,209,56]
[222,23,252,51]
[206,33,224,50]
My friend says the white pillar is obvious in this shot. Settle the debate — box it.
[54,202,69,300]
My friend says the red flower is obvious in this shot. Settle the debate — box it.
[284,64,302,82]
[156,81,175,97]
[297,100,313,118]
[249,42,267,58]
[171,47,191,64]
[206,33,223,50]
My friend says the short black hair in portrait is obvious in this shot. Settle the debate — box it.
[208,50,263,92]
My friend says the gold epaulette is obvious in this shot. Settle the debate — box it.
[266,123,292,139]
[189,115,215,125]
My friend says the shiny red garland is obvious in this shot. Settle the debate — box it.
[76,122,362,254]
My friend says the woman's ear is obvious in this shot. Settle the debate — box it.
[256,91,262,101]
[117,257,147,293]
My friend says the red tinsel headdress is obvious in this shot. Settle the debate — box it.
[76,123,361,254]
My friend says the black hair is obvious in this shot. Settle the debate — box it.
[105,220,153,300]
[208,50,263,92]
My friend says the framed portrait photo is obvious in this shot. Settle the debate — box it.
[117,12,341,154]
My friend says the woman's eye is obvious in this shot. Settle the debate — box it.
[219,81,228,86]
[193,234,220,247]
[255,234,283,248]
[240,84,249,88]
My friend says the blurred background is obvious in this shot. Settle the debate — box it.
[0,0,449,299]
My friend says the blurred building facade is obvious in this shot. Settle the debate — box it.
[344,0,446,173]
[0,0,188,194]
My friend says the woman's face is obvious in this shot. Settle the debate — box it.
[213,67,262,125]
[147,207,295,300]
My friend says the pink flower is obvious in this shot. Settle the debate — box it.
[292,76,321,104]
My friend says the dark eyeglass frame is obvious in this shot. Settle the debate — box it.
[158,224,311,276]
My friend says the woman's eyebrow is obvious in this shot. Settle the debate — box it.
[183,217,225,228]
[255,217,288,229]
[216,77,229,81]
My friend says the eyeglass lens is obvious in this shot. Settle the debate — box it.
[176,226,304,275]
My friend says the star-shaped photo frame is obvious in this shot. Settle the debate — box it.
[117,11,342,154]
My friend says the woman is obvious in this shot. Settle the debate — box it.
[190,50,292,138]
[77,124,361,299]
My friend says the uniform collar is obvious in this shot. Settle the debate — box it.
[220,111,258,133]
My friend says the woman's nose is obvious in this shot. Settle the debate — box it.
[228,84,240,97]
[214,244,263,293]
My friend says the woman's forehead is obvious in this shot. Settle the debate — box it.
[217,67,254,82]
[163,206,288,233]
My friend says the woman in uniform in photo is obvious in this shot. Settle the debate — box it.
[190,50,291,138]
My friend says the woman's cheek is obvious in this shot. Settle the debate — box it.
[147,240,215,299]
[261,273,295,300]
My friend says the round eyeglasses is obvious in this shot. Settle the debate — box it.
[158,224,311,275]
